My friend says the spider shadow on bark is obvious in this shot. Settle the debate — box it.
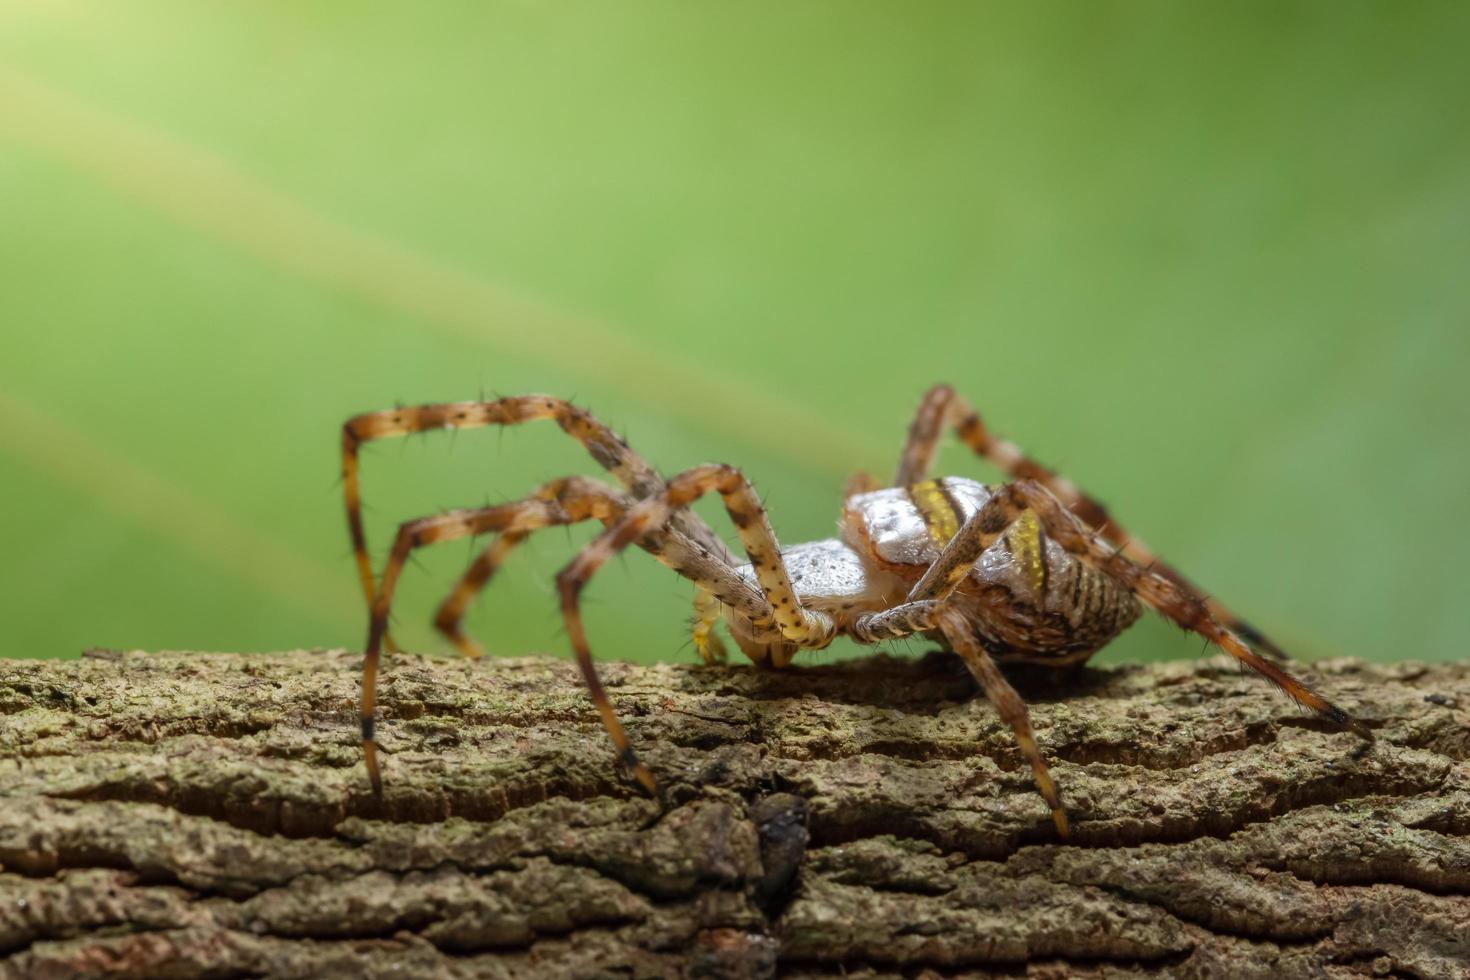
[690,647,1122,716]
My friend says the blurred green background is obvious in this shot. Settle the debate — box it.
[1,2,1465,668]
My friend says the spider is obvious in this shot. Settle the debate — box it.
[341,385,1368,836]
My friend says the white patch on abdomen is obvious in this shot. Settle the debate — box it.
[730,538,898,616]
[844,477,995,567]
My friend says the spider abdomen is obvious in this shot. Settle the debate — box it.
[842,477,1142,660]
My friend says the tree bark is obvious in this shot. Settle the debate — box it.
[0,649,1466,979]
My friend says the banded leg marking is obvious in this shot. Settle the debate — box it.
[851,600,941,644]
[907,479,1366,735]
[895,384,1291,660]
[362,494,574,794]
[362,483,777,797]
[556,464,835,797]
[937,606,1069,838]
[433,530,528,660]
[430,477,627,660]
[341,395,733,625]
[430,476,763,660]
[360,480,702,795]
[850,599,1067,836]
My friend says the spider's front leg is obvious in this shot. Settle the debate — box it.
[430,478,759,660]
[420,477,623,660]
[341,395,735,635]
[557,464,835,796]
[360,489,591,793]
[357,478,760,795]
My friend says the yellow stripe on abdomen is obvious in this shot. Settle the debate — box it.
[1007,509,1048,599]
[908,479,962,550]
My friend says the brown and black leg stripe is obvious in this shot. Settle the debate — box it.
[432,530,528,659]
[979,481,1368,737]
[430,475,764,660]
[555,464,838,798]
[893,383,956,488]
[360,475,766,793]
[936,605,1069,838]
[895,384,1291,660]
[851,589,1071,834]
[844,531,1072,833]
[851,600,941,644]
[361,494,567,794]
[556,464,831,650]
[341,395,734,626]
[430,476,627,659]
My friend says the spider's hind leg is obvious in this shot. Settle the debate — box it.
[895,383,1292,660]
[912,479,1367,737]
[938,607,1068,837]
[847,477,1366,836]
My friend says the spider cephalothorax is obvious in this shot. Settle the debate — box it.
[342,385,1368,835]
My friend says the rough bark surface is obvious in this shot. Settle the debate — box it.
[0,649,1467,979]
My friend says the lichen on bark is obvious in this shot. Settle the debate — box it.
[0,649,1467,978]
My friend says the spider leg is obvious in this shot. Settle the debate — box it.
[850,476,1366,832]
[556,464,837,796]
[358,480,762,795]
[895,383,1291,660]
[341,396,734,631]
[895,478,1367,736]
[361,493,586,794]
[850,600,942,644]
[848,599,1066,835]
[940,607,1068,837]
[432,476,759,659]
[430,476,624,659]
[433,528,528,660]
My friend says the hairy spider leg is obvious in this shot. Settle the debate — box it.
[433,476,760,660]
[849,595,1068,835]
[851,480,1367,834]
[876,480,1366,734]
[362,493,583,794]
[341,396,735,640]
[940,607,1068,837]
[557,464,839,796]
[430,476,626,659]
[361,479,769,795]
[895,383,1291,660]
[849,591,1067,835]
